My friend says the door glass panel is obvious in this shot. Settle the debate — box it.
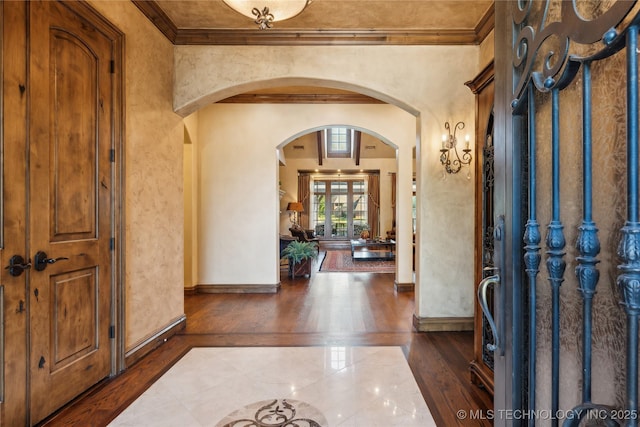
[352,181,367,237]
[331,189,347,237]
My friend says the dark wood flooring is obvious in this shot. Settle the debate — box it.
[41,252,492,426]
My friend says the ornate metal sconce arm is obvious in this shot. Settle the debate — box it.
[439,121,472,175]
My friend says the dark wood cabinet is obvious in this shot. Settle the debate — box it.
[465,61,495,396]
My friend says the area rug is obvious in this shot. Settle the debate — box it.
[319,250,395,273]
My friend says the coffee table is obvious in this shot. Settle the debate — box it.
[350,239,395,261]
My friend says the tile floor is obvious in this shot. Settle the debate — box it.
[108,346,436,426]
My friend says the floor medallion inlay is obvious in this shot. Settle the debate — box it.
[215,398,327,427]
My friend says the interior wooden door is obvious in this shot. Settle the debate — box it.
[28,1,114,423]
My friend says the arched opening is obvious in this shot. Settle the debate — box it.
[182,81,419,292]
[277,125,409,278]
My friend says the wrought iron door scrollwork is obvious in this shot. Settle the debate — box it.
[512,0,635,107]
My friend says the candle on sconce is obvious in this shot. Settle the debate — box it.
[441,134,447,149]
[465,134,470,149]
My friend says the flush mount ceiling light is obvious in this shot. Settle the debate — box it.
[222,0,312,30]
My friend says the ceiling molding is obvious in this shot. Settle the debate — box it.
[218,93,385,104]
[474,3,495,42]
[132,1,495,46]
[132,0,177,43]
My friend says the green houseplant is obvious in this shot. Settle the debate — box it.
[281,240,318,278]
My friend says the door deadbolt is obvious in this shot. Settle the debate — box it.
[5,255,32,277]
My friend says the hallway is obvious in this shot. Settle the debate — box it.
[41,271,491,426]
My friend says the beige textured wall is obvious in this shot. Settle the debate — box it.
[195,103,417,287]
[89,1,185,350]
[176,44,479,318]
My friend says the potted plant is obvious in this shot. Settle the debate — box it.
[281,240,318,278]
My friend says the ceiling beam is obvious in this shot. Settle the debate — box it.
[354,131,362,166]
[174,28,484,46]
[219,93,384,104]
[316,131,324,166]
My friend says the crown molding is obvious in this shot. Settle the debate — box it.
[475,2,495,43]
[132,0,178,42]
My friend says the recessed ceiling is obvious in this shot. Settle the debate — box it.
[132,0,494,45]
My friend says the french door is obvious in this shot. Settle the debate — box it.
[493,1,640,426]
[312,180,367,239]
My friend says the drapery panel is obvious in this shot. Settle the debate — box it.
[297,174,311,228]
[368,174,380,238]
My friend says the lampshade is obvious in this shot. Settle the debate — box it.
[222,0,311,29]
[286,202,304,212]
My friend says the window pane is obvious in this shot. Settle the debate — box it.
[327,127,350,156]
[331,181,347,193]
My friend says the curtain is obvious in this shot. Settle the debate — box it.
[298,174,311,228]
[368,174,380,238]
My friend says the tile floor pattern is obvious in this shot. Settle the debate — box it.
[108,346,436,426]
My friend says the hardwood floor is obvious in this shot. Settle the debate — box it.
[40,254,492,426]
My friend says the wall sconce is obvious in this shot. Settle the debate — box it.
[222,1,311,30]
[286,202,304,226]
[439,121,472,176]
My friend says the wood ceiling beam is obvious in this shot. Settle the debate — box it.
[354,131,362,166]
[316,131,324,166]
[173,29,483,46]
[219,93,384,104]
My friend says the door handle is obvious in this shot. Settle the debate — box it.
[5,255,32,277]
[478,274,501,353]
[34,251,69,271]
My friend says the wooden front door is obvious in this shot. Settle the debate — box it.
[13,1,117,424]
